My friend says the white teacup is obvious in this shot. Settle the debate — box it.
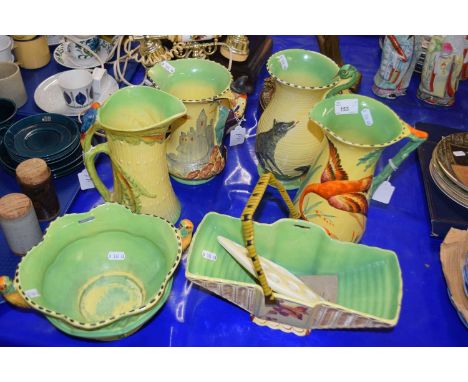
[0,36,13,63]
[64,35,100,61]
[58,68,106,109]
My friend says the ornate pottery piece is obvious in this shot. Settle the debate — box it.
[295,94,428,243]
[0,203,193,340]
[373,35,420,99]
[186,209,402,335]
[417,35,464,106]
[83,86,186,223]
[148,59,234,184]
[434,132,468,191]
[256,49,358,189]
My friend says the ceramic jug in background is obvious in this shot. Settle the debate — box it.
[148,59,234,184]
[83,86,187,223]
[294,94,428,243]
[256,49,359,189]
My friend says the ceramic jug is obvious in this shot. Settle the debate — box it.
[256,49,359,189]
[83,86,187,223]
[148,59,235,184]
[294,94,428,243]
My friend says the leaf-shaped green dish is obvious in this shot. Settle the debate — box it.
[186,212,402,331]
[13,203,183,340]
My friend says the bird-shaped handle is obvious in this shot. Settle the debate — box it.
[0,275,30,309]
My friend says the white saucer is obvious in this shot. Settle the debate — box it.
[53,39,113,69]
[34,71,119,117]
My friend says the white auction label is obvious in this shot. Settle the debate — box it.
[453,151,466,157]
[229,125,246,147]
[278,54,288,70]
[372,180,395,204]
[202,250,217,262]
[334,99,359,115]
[361,108,374,126]
[161,61,176,73]
[24,289,40,298]
[78,169,95,191]
[108,251,126,260]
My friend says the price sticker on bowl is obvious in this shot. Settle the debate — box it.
[361,108,374,126]
[108,251,126,261]
[24,289,40,299]
[161,61,176,73]
[202,250,217,262]
[278,54,288,70]
[335,99,358,115]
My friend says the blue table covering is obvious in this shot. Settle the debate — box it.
[0,36,467,346]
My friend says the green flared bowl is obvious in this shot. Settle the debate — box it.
[14,203,183,340]
[186,212,402,326]
[267,49,340,89]
[147,58,232,102]
[309,94,406,147]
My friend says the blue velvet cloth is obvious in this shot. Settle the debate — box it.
[0,36,467,345]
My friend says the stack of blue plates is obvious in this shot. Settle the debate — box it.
[0,113,83,178]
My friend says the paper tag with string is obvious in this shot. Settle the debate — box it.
[372,160,397,204]
[228,114,247,147]
[78,169,95,190]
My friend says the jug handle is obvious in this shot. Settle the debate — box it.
[0,276,30,309]
[83,122,113,202]
[371,122,428,194]
[214,103,230,146]
[325,64,360,99]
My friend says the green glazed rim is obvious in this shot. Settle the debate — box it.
[310,94,408,148]
[147,58,233,103]
[46,280,173,340]
[14,203,183,331]
[97,86,187,134]
[267,49,341,90]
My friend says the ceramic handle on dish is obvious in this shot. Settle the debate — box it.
[325,64,360,99]
[0,276,30,308]
[241,172,301,301]
[371,123,428,194]
[83,122,113,202]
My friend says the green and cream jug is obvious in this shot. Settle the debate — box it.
[83,86,187,223]
[294,94,428,243]
[148,59,234,184]
[256,49,359,188]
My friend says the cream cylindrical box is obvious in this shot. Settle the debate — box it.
[0,193,43,256]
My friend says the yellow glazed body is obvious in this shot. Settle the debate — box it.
[295,135,377,243]
[83,86,187,223]
[166,99,230,182]
[256,49,358,185]
[148,58,233,183]
[294,94,428,242]
[257,82,327,179]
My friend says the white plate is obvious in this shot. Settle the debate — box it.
[34,71,119,117]
[53,39,113,69]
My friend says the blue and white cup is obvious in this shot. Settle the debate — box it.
[58,69,94,109]
[64,35,100,61]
